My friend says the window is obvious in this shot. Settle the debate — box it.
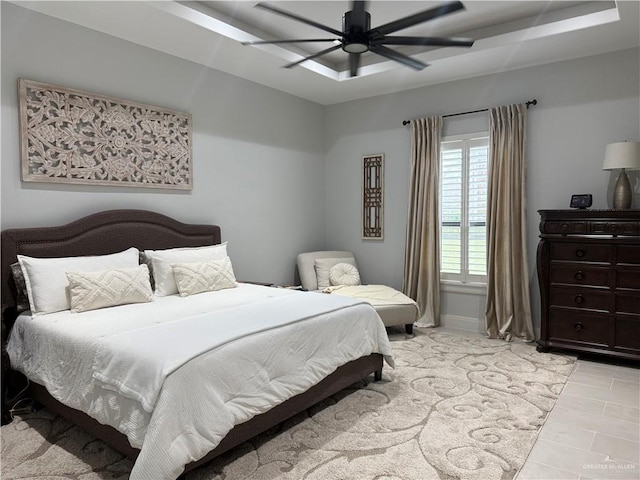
[440,133,489,284]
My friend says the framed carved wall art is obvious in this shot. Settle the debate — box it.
[362,153,384,240]
[19,78,192,190]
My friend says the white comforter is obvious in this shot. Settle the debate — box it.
[7,283,393,480]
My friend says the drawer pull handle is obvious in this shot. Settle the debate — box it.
[575,249,585,258]
[574,271,584,281]
[561,223,569,231]
[574,294,585,305]
[574,322,585,333]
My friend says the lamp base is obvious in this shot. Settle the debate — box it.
[612,168,632,209]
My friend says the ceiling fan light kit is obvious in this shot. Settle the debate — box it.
[243,0,475,76]
[342,9,371,53]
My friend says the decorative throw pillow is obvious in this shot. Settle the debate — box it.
[143,243,228,297]
[314,257,358,290]
[171,256,237,297]
[139,251,155,290]
[18,247,140,316]
[10,262,30,313]
[67,265,153,313]
[329,262,361,286]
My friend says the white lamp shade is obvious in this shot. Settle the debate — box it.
[602,141,640,170]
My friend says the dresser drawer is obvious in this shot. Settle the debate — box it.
[591,221,638,235]
[617,268,640,290]
[550,286,612,311]
[544,221,588,234]
[615,316,640,351]
[550,265,610,287]
[551,243,612,263]
[618,245,640,265]
[549,309,610,346]
[617,292,640,315]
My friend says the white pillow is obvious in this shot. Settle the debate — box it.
[172,256,237,297]
[314,257,357,290]
[329,262,361,286]
[143,243,227,296]
[67,265,153,313]
[18,247,139,316]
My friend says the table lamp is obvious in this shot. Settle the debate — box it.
[602,141,640,209]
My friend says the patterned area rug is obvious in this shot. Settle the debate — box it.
[1,329,575,480]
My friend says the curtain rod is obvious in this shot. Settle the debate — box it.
[402,99,538,126]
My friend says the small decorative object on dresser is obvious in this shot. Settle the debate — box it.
[570,194,592,209]
[537,209,640,361]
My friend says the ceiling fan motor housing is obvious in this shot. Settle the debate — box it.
[342,9,371,53]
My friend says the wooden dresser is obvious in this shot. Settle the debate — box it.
[537,210,640,361]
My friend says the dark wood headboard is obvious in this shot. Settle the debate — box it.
[1,209,221,322]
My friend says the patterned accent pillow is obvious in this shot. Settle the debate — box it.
[139,251,155,290]
[66,264,153,313]
[172,256,237,297]
[329,262,361,286]
[10,262,30,313]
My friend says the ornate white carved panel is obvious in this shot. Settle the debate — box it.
[19,79,192,190]
[362,154,384,240]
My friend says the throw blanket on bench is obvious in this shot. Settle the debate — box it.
[323,284,418,308]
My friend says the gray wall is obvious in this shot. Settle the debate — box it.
[324,48,640,333]
[1,2,326,285]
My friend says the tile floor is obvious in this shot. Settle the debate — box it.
[516,357,640,480]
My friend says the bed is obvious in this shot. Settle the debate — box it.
[1,209,393,479]
[297,250,418,334]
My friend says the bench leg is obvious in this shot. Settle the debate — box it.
[405,324,413,335]
[374,369,382,381]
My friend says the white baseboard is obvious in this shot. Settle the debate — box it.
[440,314,485,334]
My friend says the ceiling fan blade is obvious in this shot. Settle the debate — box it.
[284,44,342,69]
[349,53,361,77]
[370,1,465,37]
[373,36,474,47]
[243,38,338,46]
[370,45,428,71]
[256,3,343,37]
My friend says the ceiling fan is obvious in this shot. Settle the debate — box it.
[242,1,474,77]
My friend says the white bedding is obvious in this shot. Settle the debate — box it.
[7,283,394,480]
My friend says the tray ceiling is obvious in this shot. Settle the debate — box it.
[11,1,640,105]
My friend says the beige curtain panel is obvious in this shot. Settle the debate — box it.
[403,116,442,327]
[485,104,535,341]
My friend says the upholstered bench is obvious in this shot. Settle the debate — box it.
[297,251,417,334]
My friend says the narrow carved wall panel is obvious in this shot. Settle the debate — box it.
[362,154,384,239]
[19,79,192,189]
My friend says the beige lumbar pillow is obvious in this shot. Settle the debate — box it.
[67,264,153,313]
[172,256,237,297]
